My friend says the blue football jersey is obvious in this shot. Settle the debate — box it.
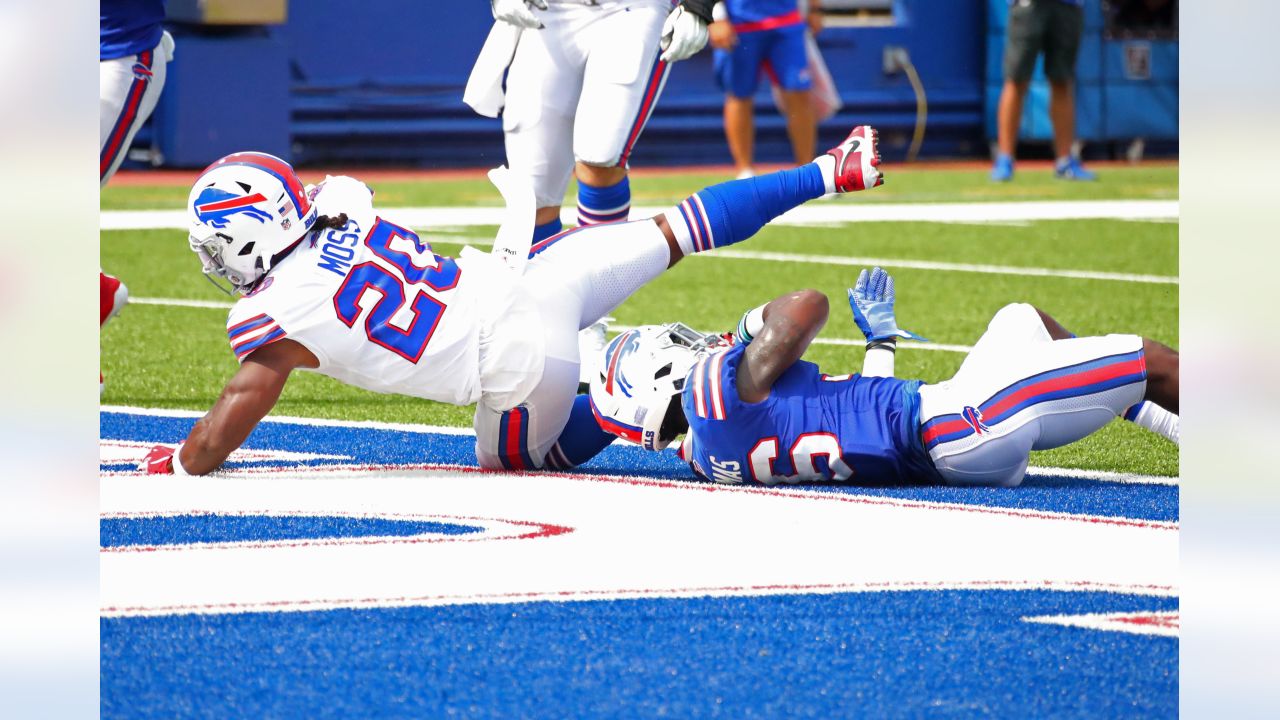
[679,344,940,485]
[101,0,165,61]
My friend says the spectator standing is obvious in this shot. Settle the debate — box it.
[710,0,823,178]
[992,0,1095,181]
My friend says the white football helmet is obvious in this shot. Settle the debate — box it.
[589,323,727,451]
[187,151,318,294]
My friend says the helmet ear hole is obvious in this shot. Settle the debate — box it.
[654,363,672,379]
[659,394,689,444]
[237,241,256,257]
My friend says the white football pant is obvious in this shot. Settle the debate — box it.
[503,0,673,208]
[918,303,1148,487]
[100,31,174,186]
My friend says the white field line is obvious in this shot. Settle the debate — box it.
[100,199,1179,232]
[100,405,1179,486]
[126,297,975,354]
[695,250,1177,285]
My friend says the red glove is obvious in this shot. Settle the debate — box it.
[140,445,175,474]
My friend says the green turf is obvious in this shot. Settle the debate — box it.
[100,164,1178,210]
[101,167,1178,477]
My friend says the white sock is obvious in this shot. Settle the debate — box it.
[813,155,837,194]
[1124,401,1179,445]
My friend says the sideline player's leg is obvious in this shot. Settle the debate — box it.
[918,304,1178,487]
[572,0,672,228]
[101,31,173,390]
[471,126,884,471]
[501,5,587,243]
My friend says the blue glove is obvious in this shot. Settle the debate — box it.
[847,267,928,343]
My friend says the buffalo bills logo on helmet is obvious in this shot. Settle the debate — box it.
[603,331,642,398]
[962,406,991,435]
[194,188,275,228]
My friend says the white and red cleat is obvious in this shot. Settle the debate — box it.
[101,271,128,326]
[819,125,883,194]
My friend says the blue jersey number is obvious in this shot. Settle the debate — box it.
[331,219,460,363]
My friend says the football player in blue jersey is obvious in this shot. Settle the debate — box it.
[586,268,1179,487]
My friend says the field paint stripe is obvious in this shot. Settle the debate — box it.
[100,406,1178,484]
[102,579,1178,618]
[100,199,1179,231]
[131,296,233,310]
[125,299,978,353]
[694,250,1178,285]
[100,404,476,436]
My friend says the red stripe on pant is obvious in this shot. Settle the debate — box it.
[616,57,669,168]
[100,50,153,181]
[504,408,527,470]
[921,357,1147,446]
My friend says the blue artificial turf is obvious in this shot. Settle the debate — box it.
[101,514,483,548]
[101,589,1177,719]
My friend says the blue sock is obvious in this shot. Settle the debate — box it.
[662,163,826,253]
[544,395,615,470]
[577,176,631,225]
[532,218,563,244]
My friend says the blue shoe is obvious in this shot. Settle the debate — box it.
[990,154,1014,182]
[1054,157,1097,181]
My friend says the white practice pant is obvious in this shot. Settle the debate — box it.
[503,0,673,208]
[100,31,174,186]
[473,219,670,470]
[918,303,1148,487]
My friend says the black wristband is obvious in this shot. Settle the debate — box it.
[866,339,898,353]
[680,0,715,23]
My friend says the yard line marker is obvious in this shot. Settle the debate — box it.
[130,296,232,310]
[694,250,1178,285]
[100,199,1179,231]
[100,406,1179,485]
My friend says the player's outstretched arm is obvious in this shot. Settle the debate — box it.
[736,290,829,403]
[141,340,315,475]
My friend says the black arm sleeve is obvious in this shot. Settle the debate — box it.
[680,0,715,23]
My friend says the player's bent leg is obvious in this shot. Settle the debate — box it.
[1140,338,1179,414]
[474,356,580,471]
[525,218,672,329]
[920,333,1150,487]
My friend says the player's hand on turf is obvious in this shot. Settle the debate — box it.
[140,445,176,474]
[491,0,547,30]
[847,267,928,343]
[661,5,710,62]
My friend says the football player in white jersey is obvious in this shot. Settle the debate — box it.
[467,0,713,244]
[140,127,883,475]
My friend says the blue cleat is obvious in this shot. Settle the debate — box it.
[1054,156,1097,181]
[990,154,1014,182]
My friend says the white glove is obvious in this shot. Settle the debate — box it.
[491,0,547,30]
[660,6,709,62]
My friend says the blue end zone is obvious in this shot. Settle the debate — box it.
[101,515,483,549]
[101,590,1177,718]
[101,411,1179,522]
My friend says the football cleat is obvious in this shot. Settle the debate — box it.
[822,125,883,193]
[100,271,128,326]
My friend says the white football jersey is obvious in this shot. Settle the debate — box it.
[223,176,523,406]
